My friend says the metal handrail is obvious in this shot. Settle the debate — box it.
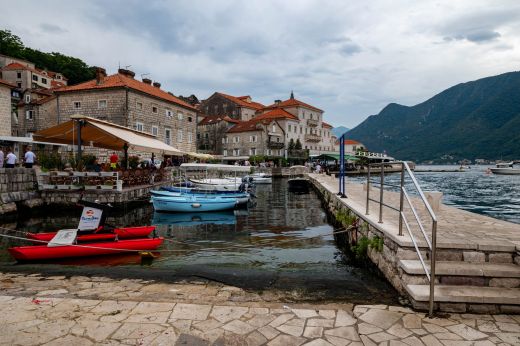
[365,161,438,316]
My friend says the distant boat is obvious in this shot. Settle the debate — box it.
[189,177,243,191]
[246,172,272,184]
[287,165,310,191]
[490,162,520,175]
[152,194,238,212]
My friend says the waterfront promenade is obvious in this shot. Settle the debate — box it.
[1,272,520,345]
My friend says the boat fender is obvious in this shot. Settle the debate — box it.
[192,203,202,208]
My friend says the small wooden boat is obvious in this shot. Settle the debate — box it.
[8,238,164,261]
[287,165,310,191]
[151,190,250,205]
[189,178,243,191]
[152,194,237,212]
[26,226,155,242]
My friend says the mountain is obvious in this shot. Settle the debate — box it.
[332,126,350,138]
[346,71,520,162]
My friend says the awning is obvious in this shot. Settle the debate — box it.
[186,152,215,160]
[313,153,359,161]
[32,115,185,156]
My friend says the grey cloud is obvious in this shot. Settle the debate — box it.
[40,23,67,34]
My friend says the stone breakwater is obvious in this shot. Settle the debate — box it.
[0,167,42,215]
[308,174,520,314]
[1,273,520,345]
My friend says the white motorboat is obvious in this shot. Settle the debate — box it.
[189,177,243,191]
[246,173,272,184]
[490,162,520,175]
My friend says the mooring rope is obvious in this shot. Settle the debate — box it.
[0,224,356,254]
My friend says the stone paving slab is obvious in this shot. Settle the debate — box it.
[1,274,520,345]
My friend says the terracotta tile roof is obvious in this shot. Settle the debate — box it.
[55,73,197,111]
[336,139,360,145]
[198,115,240,125]
[0,78,16,88]
[227,119,262,133]
[322,121,333,128]
[217,92,265,110]
[253,108,299,122]
[265,97,322,112]
[2,62,66,80]
[50,80,66,88]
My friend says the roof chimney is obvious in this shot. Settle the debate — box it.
[153,81,161,88]
[95,67,107,85]
[118,68,135,79]
[142,78,152,85]
[274,99,281,105]
[290,90,294,99]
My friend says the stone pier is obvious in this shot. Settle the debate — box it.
[309,173,520,314]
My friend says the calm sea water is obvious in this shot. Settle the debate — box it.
[348,165,520,224]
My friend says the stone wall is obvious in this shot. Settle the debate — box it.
[0,168,42,215]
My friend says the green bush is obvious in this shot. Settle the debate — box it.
[129,156,139,169]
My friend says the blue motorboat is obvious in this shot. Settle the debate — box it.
[151,189,250,205]
[151,194,238,212]
[152,211,237,226]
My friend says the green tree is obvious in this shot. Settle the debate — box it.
[295,138,302,150]
[288,138,295,151]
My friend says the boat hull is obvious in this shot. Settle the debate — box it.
[8,238,164,261]
[490,168,520,175]
[26,226,155,242]
[152,196,237,212]
[151,190,249,205]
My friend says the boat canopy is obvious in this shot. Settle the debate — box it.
[33,115,185,156]
[180,163,251,172]
[187,152,215,160]
[313,153,359,161]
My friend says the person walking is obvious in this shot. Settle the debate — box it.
[5,148,16,168]
[24,145,36,168]
[0,147,4,168]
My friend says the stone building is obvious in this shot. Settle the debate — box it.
[222,118,285,161]
[197,115,239,154]
[53,68,198,154]
[0,79,15,136]
[0,61,67,90]
[200,93,264,121]
[14,89,56,137]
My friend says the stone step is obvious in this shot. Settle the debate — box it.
[399,260,520,278]
[406,284,520,304]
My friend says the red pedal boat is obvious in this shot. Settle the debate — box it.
[26,226,155,243]
[8,237,164,261]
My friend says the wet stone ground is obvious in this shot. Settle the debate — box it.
[1,273,520,345]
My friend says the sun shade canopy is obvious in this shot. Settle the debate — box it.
[186,152,215,160]
[32,115,185,156]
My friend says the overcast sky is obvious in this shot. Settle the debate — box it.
[3,0,520,128]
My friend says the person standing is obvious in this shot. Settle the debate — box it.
[0,147,4,168]
[24,145,36,168]
[5,148,16,168]
[109,152,118,170]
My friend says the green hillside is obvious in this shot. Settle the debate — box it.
[346,72,520,162]
[0,30,95,85]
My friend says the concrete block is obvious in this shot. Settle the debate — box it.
[499,305,520,314]
[463,251,485,263]
[440,276,487,286]
[425,191,443,213]
[489,253,513,263]
[436,250,463,261]
[489,278,520,288]
[468,304,499,314]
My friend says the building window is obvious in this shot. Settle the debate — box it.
[249,135,257,143]
[250,148,256,156]
[165,128,171,145]
[177,129,183,142]
[272,125,276,132]
[300,127,303,134]
[152,106,158,114]
[25,94,31,103]
[178,112,183,120]
[223,149,228,156]
[165,109,172,117]
[32,75,38,81]
[267,149,272,156]
[234,148,240,156]
[222,137,226,144]
[188,116,192,122]
[288,124,291,132]
[98,100,107,109]
[136,122,144,132]
[26,110,34,120]
[234,136,240,143]
[42,78,47,84]
[73,101,81,109]
[152,126,158,136]
[137,102,143,110]
[17,82,21,88]
[16,72,21,79]
[188,132,192,143]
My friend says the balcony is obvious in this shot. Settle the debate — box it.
[267,141,284,149]
[307,118,318,127]
[305,133,321,142]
